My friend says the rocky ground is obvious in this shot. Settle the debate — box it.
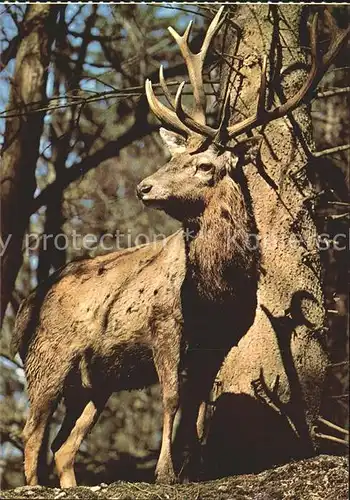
[1,455,348,500]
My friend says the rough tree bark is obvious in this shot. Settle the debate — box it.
[204,5,334,476]
[0,5,58,325]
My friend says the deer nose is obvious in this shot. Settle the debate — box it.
[136,183,152,199]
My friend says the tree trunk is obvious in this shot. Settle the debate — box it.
[0,5,58,325]
[204,5,330,476]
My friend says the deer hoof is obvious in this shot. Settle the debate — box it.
[155,469,178,485]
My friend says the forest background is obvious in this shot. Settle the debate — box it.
[0,4,348,489]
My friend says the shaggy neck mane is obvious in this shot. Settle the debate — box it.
[184,177,256,301]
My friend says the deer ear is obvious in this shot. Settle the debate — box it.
[160,128,187,155]
[232,135,263,165]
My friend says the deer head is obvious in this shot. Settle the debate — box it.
[137,128,261,221]
[137,8,350,222]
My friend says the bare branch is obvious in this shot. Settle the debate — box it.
[1,82,221,122]
[326,213,349,221]
[31,117,158,214]
[313,144,350,158]
[0,350,23,369]
[68,29,122,43]
[0,34,21,71]
[327,201,350,207]
[313,431,349,446]
[327,361,349,368]
[0,427,24,453]
[316,86,350,98]
[317,417,349,435]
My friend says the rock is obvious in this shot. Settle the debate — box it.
[0,455,348,500]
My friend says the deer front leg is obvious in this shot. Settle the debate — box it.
[174,349,224,481]
[173,382,202,482]
[153,348,180,484]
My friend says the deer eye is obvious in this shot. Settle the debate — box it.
[197,163,214,173]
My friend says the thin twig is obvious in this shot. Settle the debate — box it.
[329,66,350,73]
[317,417,349,436]
[0,350,23,369]
[313,144,350,158]
[327,201,350,207]
[316,86,350,98]
[327,360,349,368]
[0,79,221,119]
[31,117,158,213]
[313,431,349,446]
[326,213,349,221]
[0,428,24,453]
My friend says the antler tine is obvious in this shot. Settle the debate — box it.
[201,6,226,57]
[160,65,192,116]
[322,9,350,67]
[226,53,271,138]
[217,85,233,144]
[159,65,175,108]
[310,12,319,62]
[145,7,225,143]
[145,79,191,138]
[323,9,341,45]
[274,12,350,117]
[174,82,218,138]
[227,11,350,140]
[169,6,225,125]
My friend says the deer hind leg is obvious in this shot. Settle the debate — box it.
[52,391,108,488]
[153,347,180,484]
[23,397,57,486]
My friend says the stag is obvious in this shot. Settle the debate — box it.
[12,7,349,488]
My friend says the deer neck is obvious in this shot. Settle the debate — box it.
[183,177,256,301]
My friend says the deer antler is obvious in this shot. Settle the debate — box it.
[168,7,225,125]
[146,9,349,148]
[145,79,191,138]
[145,6,225,141]
[226,12,350,139]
